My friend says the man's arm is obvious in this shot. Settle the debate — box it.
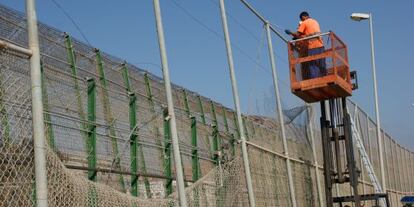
[290,31,304,39]
[285,22,305,39]
[285,30,304,40]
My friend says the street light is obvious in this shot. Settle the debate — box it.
[350,13,370,21]
[350,12,387,193]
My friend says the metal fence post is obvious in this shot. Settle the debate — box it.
[129,92,139,196]
[411,152,414,193]
[163,108,173,196]
[396,144,402,191]
[307,104,324,207]
[222,107,235,156]
[182,90,201,181]
[265,22,297,207]
[391,143,396,200]
[403,148,409,192]
[402,146,407,192]
[26,0,48,206]
[218,0,256,206]
[153,1,187,205]
[195,95,214,162]
[191,116,200,207]
[210,101,220,165]
[143,73,164,173]
[242,117,249,140]
[391,140,398,192]
[121,63,151,197]
[191,116,200,181]
[86,77,98,206]
[182,90,191,116]
[63,34,88,136]
[94,49,125,191]
[382,131,390,192]
[196,95,206,124]
[408,150,412,193]
[232,113,241,139]
[40,62,55,150]
[86,78,97,181]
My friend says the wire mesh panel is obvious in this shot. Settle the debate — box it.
[0,50,34,207]
[247,146,291,207]
[0,3,413,207]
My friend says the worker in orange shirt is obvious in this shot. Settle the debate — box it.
[293,20,309,79]
[286,11,326,79]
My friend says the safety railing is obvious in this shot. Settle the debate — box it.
[287,31,353,102]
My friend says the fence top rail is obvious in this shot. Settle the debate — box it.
[288,32,331,43]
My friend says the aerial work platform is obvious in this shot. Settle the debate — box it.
[287,32,389,207]
[287,32,356,103]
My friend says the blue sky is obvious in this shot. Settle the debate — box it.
[2,0,413,149]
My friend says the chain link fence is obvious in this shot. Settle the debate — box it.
[0,3,413,207]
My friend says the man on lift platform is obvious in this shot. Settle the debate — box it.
[284,12,390,207]
[286,11,326,80]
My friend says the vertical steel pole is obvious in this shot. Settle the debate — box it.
[265,22,297,207]
[407,150,411,193]
[242,117,249,140]
[211,101,220,165]
[401,146,406,193]
[222,107,235,156]
[122,64,151,197]
[95,49,125,191]
[400,147,405,193]
[307,104,324,207]
[196,95,213,161]
[396,144,402,191]
[393,141,400,192]
[144,73,164,172]
[368,13,386,192]
[163,108,173,196]
[182,89,201,181]
[40,62,55,150]
[411,152,414,193]
[129,93,138,196]
[408,150,412,193]
[390,139,397,192]
[233,113,241,138]
[87,78,97,181]
[196,95,206,124]
[383,132,391,195]
[152,1,187,205]
[191,116,200,181]
[405,149,410,192]
[366,114,374,182]
[26,0,48,206]
[190,116,200,207]
[64,34,89,145]
[404,148,409,192]
[218,0,255,206]
[182,90,191,116]
[86,78,98,207]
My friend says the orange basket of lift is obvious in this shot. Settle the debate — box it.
[287,31,356,103]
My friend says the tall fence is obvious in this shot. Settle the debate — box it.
[0,4,413,207]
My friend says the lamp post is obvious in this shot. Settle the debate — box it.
[350,12,386,193]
